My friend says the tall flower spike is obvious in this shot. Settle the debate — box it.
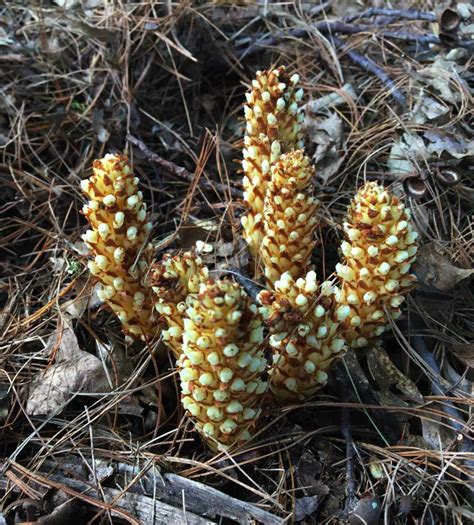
[81,154,157,341]
[258,271,346,401]
[179,278,268,451]
[151,251,209,357]
[261,150,319,286]
[336,182,418,349]
[241,67,305,257]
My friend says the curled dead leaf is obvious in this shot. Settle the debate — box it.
[449,343,474,368]
[414,244,474,292]
[25,320,114,416]
[304,112,345,184]
[26,353,111,416]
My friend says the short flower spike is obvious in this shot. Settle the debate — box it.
[241,67,305,257]
[179,278,268,451]
[151,251,209,357]
[336,182,418,348]
[259,271,346,401]
[81,154,157,341]
[261,150,319,286]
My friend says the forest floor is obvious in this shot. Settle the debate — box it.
[0,1,473,524]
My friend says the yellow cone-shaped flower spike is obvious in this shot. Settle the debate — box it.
[81,154,157,341]
[258,271,346,401]
[336,182,418,348]
[179,278,268,451]
[151,251,209,357]
[261,150,319,286]
[241,67,305,257]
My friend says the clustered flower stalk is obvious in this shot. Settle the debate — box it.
[80,69,419,452]
[151,251,209,357]
[241,66,305,260]
[179,279,268,451]
[81,154,157,341]
[151,256,269,450]
[261,150,319,286]
[241,69,418,402]
[259,272,348,401]
[335,182,418,349]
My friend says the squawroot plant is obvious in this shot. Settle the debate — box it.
[241,68,418,401]
[179,279,267,451]
[81,154,158,341]
[336,182,418,349]
[80,67,418,451]
[241,67,342,399]
[241,66,305,260]
[151,251,209,357]
[259,272,347,401]
[261,150,319,286]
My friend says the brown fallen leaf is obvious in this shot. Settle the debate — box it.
[26,353,111,416]
[449,343,474,368]
[414,243,474,292]
[25,320,113,416]
[304,112,345,185]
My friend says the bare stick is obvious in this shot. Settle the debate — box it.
[341,405,357,516]
[235,23,473,59]
[330,35,407,107]
[345,8,437,23]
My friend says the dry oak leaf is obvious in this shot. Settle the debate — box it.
[26,320,111,416]
[26,355,111,416]
[449,343,474,368]
[414,244,474,292]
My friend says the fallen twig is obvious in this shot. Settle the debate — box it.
[126,135,243,199]
[4,461,141,525]
[120,465,285,525]
[411,335,471,441]
[234,23,473,59]
[341,406,357,516]
[330,35,407,107]
[380,30,442,45]
[345,8,437,23]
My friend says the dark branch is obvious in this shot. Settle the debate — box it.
[330,35,407,108]
[341,405,357,516]
[345,8,437,23]
[234,22,473,59]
